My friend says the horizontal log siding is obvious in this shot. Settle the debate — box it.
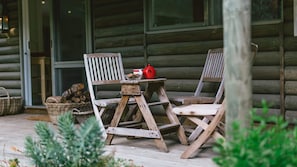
[146,28,223,108]
[285,0,297,124]
[92,0,145,72]
[0,0,21,96]
[146,24,281,110]
[284,0,297,122]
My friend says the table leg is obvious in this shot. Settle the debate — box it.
[157,85,188,145]
[40,58,46,104]
[106,95,129,145]
[134,95,169,152]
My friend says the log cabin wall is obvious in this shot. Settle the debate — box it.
[251,23,281,116]
[146,28,224,96]
[284,0,297,123]
[0,0,21,97]
[92,0,145,70]
[91,0,297,122]
[145,15,281,115]
[92,0,145,97]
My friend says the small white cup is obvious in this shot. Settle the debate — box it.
[133,69,143,79]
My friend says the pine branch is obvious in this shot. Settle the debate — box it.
[76,116,105,166]
[57,112,78,164]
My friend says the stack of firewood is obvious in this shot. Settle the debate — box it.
[46,83,90,103]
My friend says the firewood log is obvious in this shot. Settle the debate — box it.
[61,83,84,102]
[71,96,81,103]
[61,83,84,100]
[46,96,62,103]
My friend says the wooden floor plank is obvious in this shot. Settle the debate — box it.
[105,136,218,167]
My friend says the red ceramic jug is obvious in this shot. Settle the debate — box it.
[142,64,156,79]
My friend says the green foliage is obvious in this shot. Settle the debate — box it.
[7,159,19,167]
[213,100,297,167]
[97,155,138,167]
[0,158,19,167]
[24,112,136,167]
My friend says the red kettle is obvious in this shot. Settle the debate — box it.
[142,64,156,79]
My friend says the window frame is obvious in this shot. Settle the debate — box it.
[145,0,283,33]
[146,0,209,31]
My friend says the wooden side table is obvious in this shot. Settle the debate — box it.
[105,78,188,152]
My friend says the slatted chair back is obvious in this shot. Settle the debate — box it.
[194,43,258,104]
[84,53,125,86]
[194,48,224,104]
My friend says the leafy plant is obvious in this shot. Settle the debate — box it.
[213,100,297,167]
[24,112,137,167]
[0,158,19,167]
[7,159,19,167]
[0,145,21,167]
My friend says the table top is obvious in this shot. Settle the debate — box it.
[120,78,166,84]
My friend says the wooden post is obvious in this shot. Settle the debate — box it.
[223,0,252,139]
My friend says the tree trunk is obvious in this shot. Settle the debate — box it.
[223,0,252,139]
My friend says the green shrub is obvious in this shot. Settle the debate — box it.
[0,158,19,167]
[213,100,297,167]
[24,112,137,167]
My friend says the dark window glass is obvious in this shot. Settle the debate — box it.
[148,0,281,31]
[150,0,206,29]
[55,0,86,61]
[252,0,282,22]
[148,0,223,30]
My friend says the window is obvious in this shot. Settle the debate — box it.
[147,0,282,31]
[151,0,205,27]
[147,0,222,30]
[252,0,282,22]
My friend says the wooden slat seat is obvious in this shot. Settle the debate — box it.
[93,98,122,107]
[173,104,221,116]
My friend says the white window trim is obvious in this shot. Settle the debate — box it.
[293,0,297,37]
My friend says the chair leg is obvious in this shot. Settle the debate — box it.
[91,104,107,139]
[188,117,209,142]
[180,127,212,159]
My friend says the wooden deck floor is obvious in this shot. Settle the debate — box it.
[0,113,218,167]
[105,136,218,167]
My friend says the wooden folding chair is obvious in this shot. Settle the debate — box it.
[84,53,126,137]
[170,48,224,142]
[172,43,258,159]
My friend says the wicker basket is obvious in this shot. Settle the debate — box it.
[45,102,91,124]
[0,87,23,116]
[72,108,94,124]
